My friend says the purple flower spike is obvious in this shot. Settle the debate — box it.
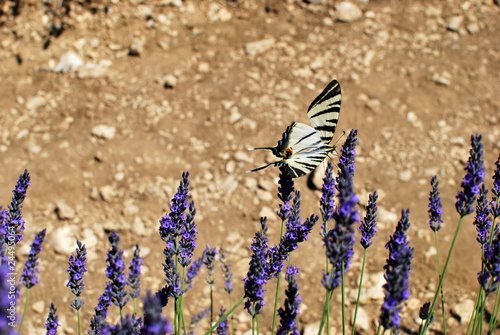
[428,176,443,232]
[128,244,143,299]
[276,266,301,335]
[478,228,500,294]
[141,290,172,335]
[0,263,17,335]
[320,161,336,230]
[219,248,233,294]
[473,185,491,246]
[322,138,360,291]
[67,240,87,311]
[45,302,59,335]
[456,134,485,216]
[379,209,413,331]
[360,191,378,249]
[4,169,31,245]
[184,254,204,292]
[203,245,217,285]
[179,201,197,268]
[244,217,269,316]
[277,165,295,221]
[88,292,111,334]
[215,307,229,335]
[268,191,318,278]
[105,230,129,309]
[493,154,500,197]
[20,228,46,289]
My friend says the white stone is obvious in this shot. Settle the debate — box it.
[451,299,474,322]
[55,201,76,220]
[91,124,116,140]
[49,226,77,255]
[351,306,370,330]
[54,51,84,73]
[244,38,276,56]
[335,2,363,22]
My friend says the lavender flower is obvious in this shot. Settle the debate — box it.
[244,217,269,316]
[428,176,443,232]
[491,154,500,218]
[203,245,217,285]
[20,228,46,288]
[320,161,336,230]
[493,153,500,198]
[0,208,7,264]
[215,307,229,335]
[189,308,210,331]
[67,240,87,310]
[219,248,233,294]
[128,244,143,299]
[4,169,31,245]
[276,266,301,335]
[268,191,318,278]
[141,290,172,335]
[159,172,197,298]
[0,263,17,334]
[478,228,500,294]
[473,185,491,246]
[360,191,378,249]
[379,209,413,331]
[88,292,112,334]
[184,254,204,292]
[338,129,358,174]
[100,314,141,335]
[105,230,129,309]
[277,165,294,220]
[456,134,485,216]
[45,302,59,335]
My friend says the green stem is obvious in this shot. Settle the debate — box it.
[318,289,333,335]
[18,288,29,333]
[204,296,245,335]
[488,289,500,334]
[433,229,446,334]
[351,249,367,335]
[420,215,466,334]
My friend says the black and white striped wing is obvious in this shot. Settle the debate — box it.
[307,80,342,144]
[282,122,330,178]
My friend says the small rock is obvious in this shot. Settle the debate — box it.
[447,15,464,32]
[163,74,177,89]
[25,95,47,110]
[431,72,452,86]
[351,306,370,330]
[466,22,480,34]
[335,2,363,22]
[55,201,76,220]
[77,60,111,79]
[91,124,116,140]
[32,301,45,314]
[451,299,474,322]
[49,226,76,255]
[244,38,276,56]
[399,170,412,182]
[54,51,84,73]
[197,62,210,73]
[100,185,116,202]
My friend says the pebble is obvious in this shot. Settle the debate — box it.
[32,301,45,314]
[351,306,370,330]
[99,185,116,202]
[431,72,452,86]
[49,226,77,255]
[55,201,76,220]
[244,38,276,56]
[25,95,47,110]
[91,124,116,140]
[447,15,464,32]
[451,299,474,322]
[77,60,111,79]
[163,74,177,89]
[466,22,480,34]
[335,2,363,22]
[54,51,84,73]
[399,170,412,182]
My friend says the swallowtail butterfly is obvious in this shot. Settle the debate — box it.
[247,79,341,178]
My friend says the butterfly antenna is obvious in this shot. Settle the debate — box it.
[246,161,276,174]
[248,146,276,151]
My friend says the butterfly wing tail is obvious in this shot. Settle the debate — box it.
[248,147,275,151]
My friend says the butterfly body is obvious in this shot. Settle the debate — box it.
[248,80,342,178]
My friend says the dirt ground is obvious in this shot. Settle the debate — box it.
[0,0,499,334]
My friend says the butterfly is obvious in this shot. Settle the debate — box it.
[247,79,341,178]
